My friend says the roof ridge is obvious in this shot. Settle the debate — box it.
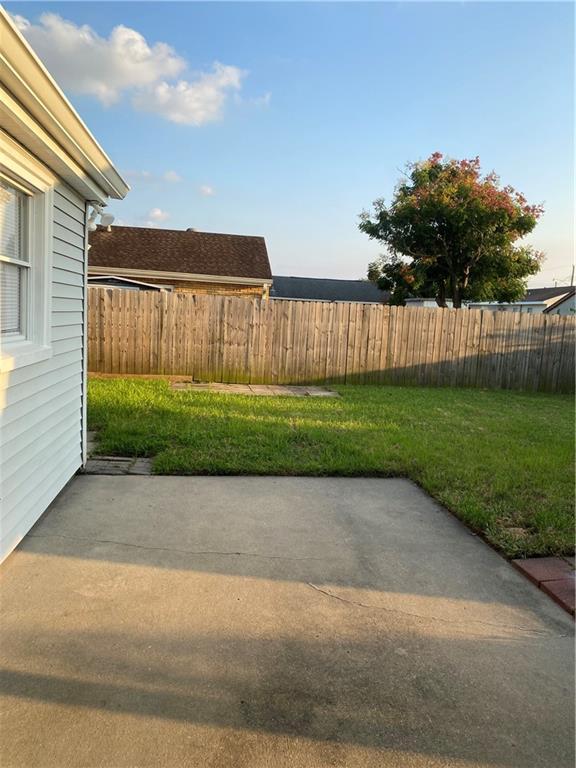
[101,225,265,240]
[274,275,369,283]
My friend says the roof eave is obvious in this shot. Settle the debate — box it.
[88,265,273,286]
[544,290,576,313]
[0,8,129,201]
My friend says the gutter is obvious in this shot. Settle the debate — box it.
[0,8,129,200]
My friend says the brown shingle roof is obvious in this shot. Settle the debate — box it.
[89,225,272,281]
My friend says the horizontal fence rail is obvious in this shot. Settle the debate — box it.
[87,287,575,392]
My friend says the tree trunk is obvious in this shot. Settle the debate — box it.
[436,281,447,308]
[452,284,462,309]
[456,264,471,309]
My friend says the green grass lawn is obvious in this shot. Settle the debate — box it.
[88,377,575,559]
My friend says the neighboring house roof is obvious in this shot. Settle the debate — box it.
[271,275,389,303]
[545,290,576,313]
[0,8,128,202]
[524,286,575,309]
[89,226,272,282]
[469,287,576,312]
[87,275,169,291]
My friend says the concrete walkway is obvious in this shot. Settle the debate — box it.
[170,381,340,397]
[1,477,573,768]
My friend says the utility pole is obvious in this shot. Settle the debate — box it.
[571,263,575,287]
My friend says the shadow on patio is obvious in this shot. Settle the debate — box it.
[1,475,574,767]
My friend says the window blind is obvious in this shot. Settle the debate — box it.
[0,178,28,337]
[0,178,27,263]
[0,262,22,335]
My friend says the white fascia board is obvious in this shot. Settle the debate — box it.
[88,265,273,287]
[88,275,169,290]
[0,8,129,201]
[0,90,108,203]
[469,301,548,308]
[542,294,569,306]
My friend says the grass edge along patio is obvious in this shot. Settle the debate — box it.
[88,376,575,561]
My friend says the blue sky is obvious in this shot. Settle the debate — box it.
[7,2,574,285]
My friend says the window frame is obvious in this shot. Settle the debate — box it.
[1,177,31,341]
[0,136,55,372]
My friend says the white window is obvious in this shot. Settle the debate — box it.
[0,134,55,372]
[1,179,29,339]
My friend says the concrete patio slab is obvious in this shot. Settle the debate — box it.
[0,476,573,768]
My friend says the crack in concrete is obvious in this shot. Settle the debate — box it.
[27,533,327,562]
[306,583,568,639]
[23,536,570,639]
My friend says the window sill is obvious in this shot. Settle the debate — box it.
[0,341,52,373]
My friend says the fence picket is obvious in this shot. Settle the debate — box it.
[86,288,574,392]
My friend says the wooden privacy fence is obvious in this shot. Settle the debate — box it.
[87,287,576,392]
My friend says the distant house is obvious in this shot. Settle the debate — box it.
[271,275,388,303]
[525,286,575,315]
[89,226,272,298]
[405,298,453,309]
[468,286,575,315]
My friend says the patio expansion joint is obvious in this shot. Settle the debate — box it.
[305,582,567,639]
[26,533,329,563]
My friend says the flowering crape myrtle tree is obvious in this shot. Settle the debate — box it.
[360,153,544,308]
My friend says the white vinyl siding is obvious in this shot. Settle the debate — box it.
[0,183,86,562]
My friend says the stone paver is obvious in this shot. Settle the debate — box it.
[0,476,573,768]
[86,431,97,457]
[512,557,573,586]
[540,577,576,615]
[83,456,153,476]
[129,458,154,476]
[512,557,575,615]
[170,381,339,397]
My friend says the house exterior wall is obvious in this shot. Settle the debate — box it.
[405,298,453,309]
[87,272,267,297]
[467,302,548,314]
[0,182,86,562]
[548,294,576,316]
[152,278,265,297]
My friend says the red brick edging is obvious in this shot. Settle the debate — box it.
[512,556,575,616]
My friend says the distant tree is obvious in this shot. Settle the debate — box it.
[360,153,544,308]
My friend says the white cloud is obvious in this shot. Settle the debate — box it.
[253,92,272,107]
[235,91,272,108]
[123,169,182,183]
[123,170,153,182]
[132,63,245,125]
[14,13,185,107]
[106,209,172,229]
[199,185,216,197]
[163,170,182,183]
[147,207,170,222]
[14,13,248,125]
